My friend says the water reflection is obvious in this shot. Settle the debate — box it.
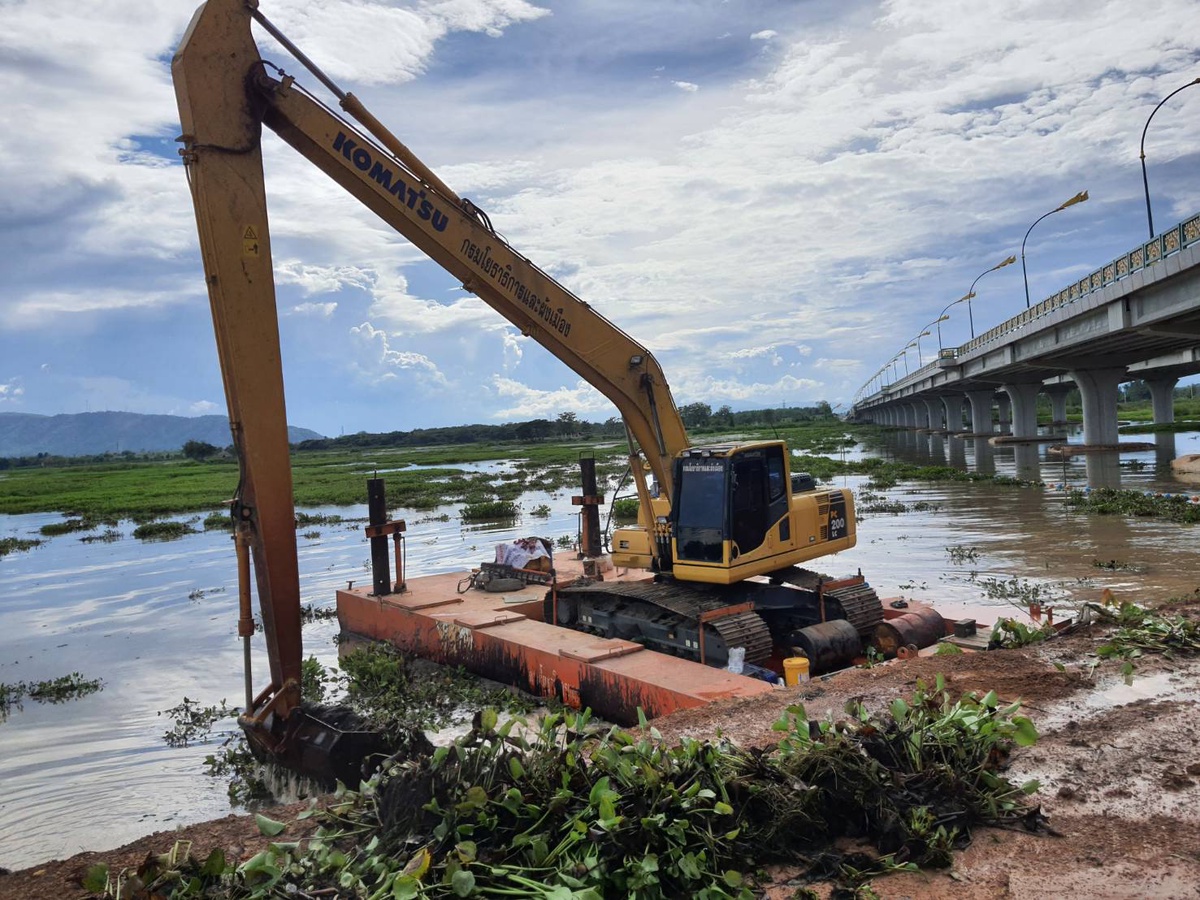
[928,434,946,464]
[876,427,1200,492]
[1155,433,1177,469]
[1012,444,1042,483]
[972,437,995,476]
[948,436,967,469]
[1085,451,1123,490]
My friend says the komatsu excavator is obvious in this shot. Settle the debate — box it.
[173,0,881,780]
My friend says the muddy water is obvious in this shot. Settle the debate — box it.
[3,445,1200,869]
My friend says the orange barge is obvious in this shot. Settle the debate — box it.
[336,558,775,726]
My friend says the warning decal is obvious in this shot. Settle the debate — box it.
[242,225,260,258]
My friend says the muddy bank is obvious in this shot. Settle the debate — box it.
[7,602,1200,900]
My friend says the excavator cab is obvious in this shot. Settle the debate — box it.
[671,443,790,569]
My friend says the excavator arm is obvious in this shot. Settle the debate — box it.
[175,0,689,498]
[172,0,691,773]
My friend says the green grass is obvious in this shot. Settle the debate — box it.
[0,422,1030,522]
[0,441,635,519]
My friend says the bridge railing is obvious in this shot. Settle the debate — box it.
[962,212,1200,356]
[855,212,1200,409]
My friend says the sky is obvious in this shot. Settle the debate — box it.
[1,0,1199,438]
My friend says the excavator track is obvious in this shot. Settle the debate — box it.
[767,568,884,640]
[823,580,884,639]
[551,580,775,667]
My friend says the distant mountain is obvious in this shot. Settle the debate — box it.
[0,412,323,458]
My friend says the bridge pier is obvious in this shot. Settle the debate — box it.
[1000,383,1041,440]
[1146,376,1178,425]
[996,393,1012,434]
[1069,368,1125,447]
[942,395,965,434]
[924,398,944,431]
[965,390,994,436]
[1042,383,1073,426]
[912,401,930,430]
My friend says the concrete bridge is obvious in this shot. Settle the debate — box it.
[851,213,1200,445]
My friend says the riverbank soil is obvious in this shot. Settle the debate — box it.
[4,599,1200,900]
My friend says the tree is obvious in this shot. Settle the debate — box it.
[679,402,712,429]
[182,440,219,461]
[714,405,735,426]
[556,411,580,437]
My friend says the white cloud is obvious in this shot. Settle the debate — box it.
[489,376,609,420]
[275,262,373,296]
[8,288,193,328]
[349,322,448,385]
[188,400,220,415]
[0,378,25,404]
[287,302,339,317]
[3,0,1199,433]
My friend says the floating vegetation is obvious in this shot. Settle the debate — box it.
[1064,488,1200,524]
[160,697,239,747]
[970,575,1067,606]
[859,498,908,514]
[1091,558,1144,572]
[555,534,575,550]
[1,673,103,721]
[295,512,344,527]
[132,520,198,541]
[529,503,552,518]
[80,529,121,543]
[460,500,519,522]
[416,513,452,524]
[946,545,980,564]
[39,517,96,537]
[187,587,227,602]
[0,536,42,557]
[202,511,232,531]
[299,603,338,624]
[124,679,1041,898]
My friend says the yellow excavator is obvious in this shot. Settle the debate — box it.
[173,0,880,781]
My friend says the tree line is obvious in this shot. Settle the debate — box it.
[0,404,842,467]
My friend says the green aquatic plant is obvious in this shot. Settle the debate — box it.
[0,536,42,557]
[112,677,1042,898]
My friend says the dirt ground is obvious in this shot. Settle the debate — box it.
[5,608,1200,900]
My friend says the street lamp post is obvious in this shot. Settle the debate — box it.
[962,255,1017,338]
[936,296,968,349]
[1141,76,1200,239]
[914,329,932,366]
[1022,191,1089,308]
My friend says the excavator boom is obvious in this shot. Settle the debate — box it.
[172,0,692,776]
[172,0,873,772]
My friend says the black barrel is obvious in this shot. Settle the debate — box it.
[791,619,862,674]
[873,607,945,658]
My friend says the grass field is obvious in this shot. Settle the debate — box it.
[0,423,864,521]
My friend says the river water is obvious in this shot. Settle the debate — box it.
[2,437,1199,869]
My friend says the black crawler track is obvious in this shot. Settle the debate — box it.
[548,569,883,669]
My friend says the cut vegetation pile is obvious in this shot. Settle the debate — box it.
[86,678,1042,898]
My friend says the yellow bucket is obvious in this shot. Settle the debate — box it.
[782,656,810,686]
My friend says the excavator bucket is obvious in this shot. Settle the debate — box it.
[239,700,392,789]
